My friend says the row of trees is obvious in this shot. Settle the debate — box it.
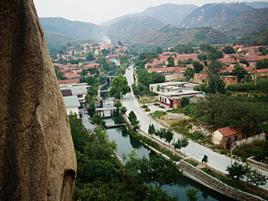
[148,125,189,149]
[195,94,268,137]
[128,111,140,131]
[227,162,267,187]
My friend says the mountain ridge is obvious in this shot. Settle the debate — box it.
[40,2,268,52]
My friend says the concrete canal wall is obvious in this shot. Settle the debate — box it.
[178,160,266,201]
[122,114,267,201]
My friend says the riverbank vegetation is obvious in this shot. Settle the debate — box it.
[202,166,268,200]
[69,114,178,201]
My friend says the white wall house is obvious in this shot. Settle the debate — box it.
[149,82,203,108]
[96,98,116,118]
[211,130,224,145]
[212,127,242,149]
[60,83,89,104]
[63,96,81,117]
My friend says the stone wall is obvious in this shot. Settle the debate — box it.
[0,1,76,200]
[178,160,265,201]
[237,133,266,146]
[247,157,268,171]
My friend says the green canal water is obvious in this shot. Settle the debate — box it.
[105,119,235,201]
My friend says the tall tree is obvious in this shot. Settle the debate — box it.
[231,64,248,82]
[128,111,140,130]
[110,76,130,99]
[184,68,195,81]
[193,61,204,73]
[86,52,95,61]
[167,56,175,67]
[223,46,235,54]
[206,74,225,94]
[148,124,156,135]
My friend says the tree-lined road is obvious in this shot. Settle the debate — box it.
[122,65,268,190]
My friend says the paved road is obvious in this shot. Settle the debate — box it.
[80,108,96,131]
[122,65,268,190]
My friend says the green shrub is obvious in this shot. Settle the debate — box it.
[233,140,268,161]
[151,111,167,119]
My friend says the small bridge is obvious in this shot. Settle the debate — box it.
[99,89,110,93]
[105,123,126,129]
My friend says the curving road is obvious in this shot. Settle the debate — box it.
[122,65,268,190]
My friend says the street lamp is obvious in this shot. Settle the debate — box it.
[251,74,257,86]
[230,142,238,165]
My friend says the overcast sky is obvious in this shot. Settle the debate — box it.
[33,0,266,24]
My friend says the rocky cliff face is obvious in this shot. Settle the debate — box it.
[0,1,77,201]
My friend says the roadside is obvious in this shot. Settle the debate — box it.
[122,65,268,190]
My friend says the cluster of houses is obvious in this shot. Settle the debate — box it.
[145,45,268,86]
[145,45,268,149]
[53,42,128,85]
[54,41,127,118]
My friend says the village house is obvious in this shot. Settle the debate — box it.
[60,83,89,105]
[253,68,268,78]
[212,127,242,149]
[148,67,186,81]
[58,78,80,85]
[192,73,208,84]
[145,52,198,68]
[63,96,81,118]
[63,70,81,80]
[150,82,203,108]
[84,63,100,69]
[145,58,164,68]
[176,53,198,63]
[223,75,238,87]
[219,54,238,65]
[96,98,117,118]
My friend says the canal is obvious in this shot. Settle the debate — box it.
[105,118,235,201]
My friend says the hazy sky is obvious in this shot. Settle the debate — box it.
[33,0,266,24]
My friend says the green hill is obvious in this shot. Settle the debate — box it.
[225,8,268,40]
[181,3,253,29]
[105,16,165,43]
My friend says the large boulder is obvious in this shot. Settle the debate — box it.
[0,1,77,201]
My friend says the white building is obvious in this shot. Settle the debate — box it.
[212,127,242,149]
[149,82,203,108]
[63,96,81,117]
[60,83,89,104]
[150,82,188,94]
[96,98,116,117]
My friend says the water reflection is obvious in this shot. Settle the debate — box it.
[106,123,235,201]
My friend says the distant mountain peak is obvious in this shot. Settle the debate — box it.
[102,3,198,27]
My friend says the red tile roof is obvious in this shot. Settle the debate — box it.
[176,54,198,61]
[146,58,164,68]
[219,55,237,64]
[84,63,100,69]
[58,79,80,85]
[218,127,240,137]
[161,52,177,56]
[254,68,268,73]
[63,71,80,79]
[196,73,208,80]
[219,66,235,73]
[246,55,268,62]
[149,67,185,73]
